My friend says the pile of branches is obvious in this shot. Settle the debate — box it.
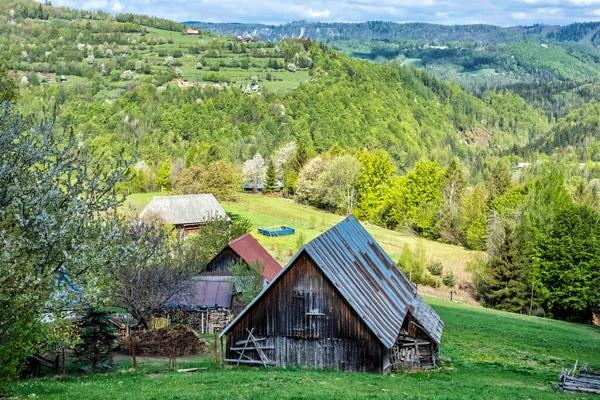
[120,325,209,357]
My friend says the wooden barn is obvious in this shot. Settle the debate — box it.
[139,194,229,234]
[205,233,282,283]
[220,216,444,373]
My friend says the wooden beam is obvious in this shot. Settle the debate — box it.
[224,359,276,366]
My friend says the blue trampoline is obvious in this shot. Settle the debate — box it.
[258,225,295,237]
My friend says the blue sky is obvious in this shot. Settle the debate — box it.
[45,0,600,26]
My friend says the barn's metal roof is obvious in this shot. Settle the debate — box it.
[221,216,443,348]
[228,234,282,282]
[165,280,232,310]
[139,194,228,225]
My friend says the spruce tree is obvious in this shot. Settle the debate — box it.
[72,310,118,369]
[264,160,277,194]
[484,224,529,313]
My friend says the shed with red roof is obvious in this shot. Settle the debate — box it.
[205,233,281,282]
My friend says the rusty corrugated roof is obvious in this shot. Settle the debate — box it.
[228,234,282,282]
[221,216,443,348]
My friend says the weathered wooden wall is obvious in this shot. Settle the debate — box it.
[225,251,385,373]
[205,247,240,274]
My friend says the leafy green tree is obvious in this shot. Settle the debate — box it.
[459,185,488,250]
[156,161,171,191]
[72,309,118,368]
[0,105,129,388]
[384,161,444,237]
[264,159,277,194]
[230,260,264,303]
[354,149,396,222]
[313,155,361,214]
[0,60,18,103]
[536,204,600,322]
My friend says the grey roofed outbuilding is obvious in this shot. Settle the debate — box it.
[221,216,443,349]
[139,194,229,225]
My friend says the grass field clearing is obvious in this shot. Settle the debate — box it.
[12,295,600,399]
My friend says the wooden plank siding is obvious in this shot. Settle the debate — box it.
[205,248,240,274]
[225,251,385,373]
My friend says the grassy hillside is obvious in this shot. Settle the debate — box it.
[126,192,482,302]
[12,295,600,399]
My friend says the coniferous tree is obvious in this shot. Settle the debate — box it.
[72,309,118,368]
[264,159,277,194]
[486,160,512,202]
[483,223,529,313]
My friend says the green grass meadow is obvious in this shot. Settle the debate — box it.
[125,193,481,282]
[13,295,600,399]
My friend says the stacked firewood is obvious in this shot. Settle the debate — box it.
[153,308,232,334]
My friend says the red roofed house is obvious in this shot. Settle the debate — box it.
[157,234,281,333]
[186,29,199,35]
[205,233,282,283]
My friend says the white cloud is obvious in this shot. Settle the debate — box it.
[511,11,529,19]
[112,0,125,12]
[306,8,331,18]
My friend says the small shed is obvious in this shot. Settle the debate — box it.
[139,194,229,234]
[205,233,282,283]
[220,216,443,373]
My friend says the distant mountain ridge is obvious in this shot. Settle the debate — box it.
[185,20,586,44]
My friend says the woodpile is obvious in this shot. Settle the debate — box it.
[120,325,209,357]
[154,308,232,334]
[559,362,600,395]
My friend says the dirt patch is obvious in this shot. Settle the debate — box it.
[120,325,209,357]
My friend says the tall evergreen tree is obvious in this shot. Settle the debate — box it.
[484,222,529,313]
[486,160,511,202]
[72,309,118,368]
[264,159,277,194]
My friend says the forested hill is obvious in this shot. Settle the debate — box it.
[190,20,600,88]
[188,20,600,45]
[189,21,529,44]
[1,0,553,171]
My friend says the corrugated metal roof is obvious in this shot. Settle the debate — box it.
[221,216,443,348]
[228,234,282,282]
[139,194,228,225]
[166,280,232,309]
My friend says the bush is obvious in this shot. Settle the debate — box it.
[443,273,456,288]
[172,49,183,58]
[427,261,443,276]
[421,274,438,288]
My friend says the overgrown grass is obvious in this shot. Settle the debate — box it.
[13,295,600,399]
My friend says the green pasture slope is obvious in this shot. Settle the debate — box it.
[124,193,480,276]
[13,296,600,399]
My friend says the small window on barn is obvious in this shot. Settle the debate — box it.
[292,290,324,338]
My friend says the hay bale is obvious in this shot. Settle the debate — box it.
[120,325,209,357]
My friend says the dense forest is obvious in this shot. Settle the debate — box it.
[0,0,599,361]
[194,20,600,89]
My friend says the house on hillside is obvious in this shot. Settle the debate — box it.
[156,234,282,332]
[139,194,229,234]
[186,29,199,35]
[220,216,444,373]
[242,181,284,193]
